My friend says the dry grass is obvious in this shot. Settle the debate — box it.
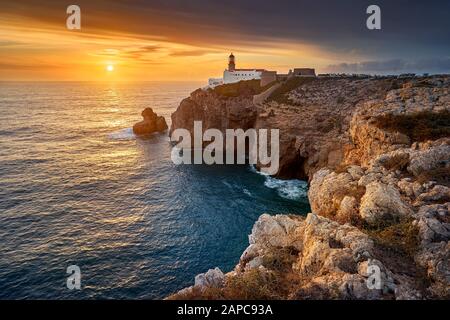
[172,270,298,300]
[365,218,420,258]
[222,269,284,300]
[381,153,410,171]
[262,246,299,272]
[268,77,315,104]
[170,246,303,300]
[373,110,450,142]
[222,246,303,300]
[212,79,274,97]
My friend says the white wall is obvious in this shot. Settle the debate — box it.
[208,78,224,87]
[223,70,262,84]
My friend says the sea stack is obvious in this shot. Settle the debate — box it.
[133,107,168,135]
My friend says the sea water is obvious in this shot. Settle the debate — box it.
[0,81,310,299]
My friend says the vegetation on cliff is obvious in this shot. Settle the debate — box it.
[267,77,316,104]
[211,79,274,97]
[373,109,450,142]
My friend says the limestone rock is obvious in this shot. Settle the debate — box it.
[408,142,450,177]
[360,182,413,224]
[194,267,225,289]
[371,149,409,167]
[414,203,450,297]
[397,178,416,198]
[308,169,359,218]
[170,88,257,140]
[249,213,302,249]
[347,165,364,180]
[415,185,450,204]
[337,196,359,221]
[244,257,265,271]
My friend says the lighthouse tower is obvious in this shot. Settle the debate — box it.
[228,53,235,71]
[208,52,272,87]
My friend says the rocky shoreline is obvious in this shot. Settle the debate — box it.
[168,76,449,299]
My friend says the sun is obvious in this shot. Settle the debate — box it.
[106,65,114,72]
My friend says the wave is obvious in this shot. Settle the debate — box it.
[248,164,269,176]
[264,177,307,200]
[108,128,135,140]
[249,165,307,200]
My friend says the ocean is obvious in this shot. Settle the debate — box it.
[0,81,310,299]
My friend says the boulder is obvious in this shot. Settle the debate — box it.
[360,182,413,224]
[194,267,225,289]
[249,213,302,248]
[337,196,359,221]
[308,169,359,218]
[133,107,168,135]
[415,185,450,205]
[407,141,450,177]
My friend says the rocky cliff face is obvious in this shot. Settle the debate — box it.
[170,88,257,143]
[169,76,450,300]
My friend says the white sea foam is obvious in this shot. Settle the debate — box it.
[248,165,269,176]
[109,128,135,140]
[264,177,307,200]
[222,180,233,189]
[249,165,307,200]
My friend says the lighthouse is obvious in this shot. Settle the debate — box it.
[208,53,277,88]
[228,53,235,71]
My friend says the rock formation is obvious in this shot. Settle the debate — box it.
[170,88,257,138]
[169,76,450,300]
[133,107,168,135]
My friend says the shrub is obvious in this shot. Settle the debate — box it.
[169,246,302,300]
[365,218,420,258]
[373,110,450,142]
[262,247,299,272]
[223,269,283,300]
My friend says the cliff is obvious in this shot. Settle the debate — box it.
[169,76,450,300]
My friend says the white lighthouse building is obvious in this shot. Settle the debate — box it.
[207,53,316,88]
[223,53,265,83]
[208,53,271,88]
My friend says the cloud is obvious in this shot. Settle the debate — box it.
[137,45,163,53]
[2,0,450,57]
[168,49,213,57]
[0,62,63,70]
[0,40,26,47]
[89,45,164,61]
[327,58,450,74]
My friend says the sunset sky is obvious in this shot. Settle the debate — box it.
[0,0,449,81]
